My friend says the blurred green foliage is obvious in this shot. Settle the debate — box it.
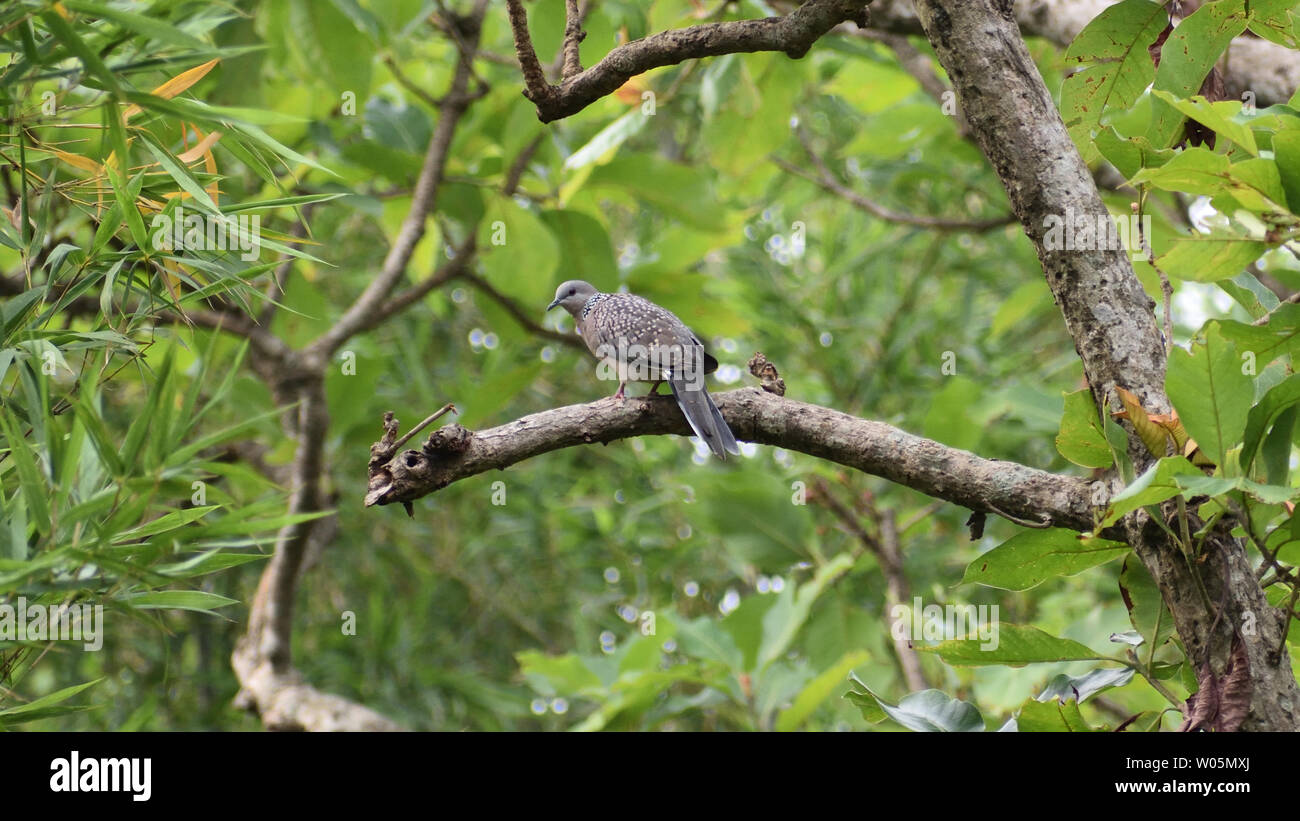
[1,0,1297,731]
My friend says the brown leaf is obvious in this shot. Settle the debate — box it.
[1113,387,1173,457]
[1179,636,1252,731]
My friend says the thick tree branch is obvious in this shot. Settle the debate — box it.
[863,0,1300,105]
[308,6,484,359]
[231,0,492,733]
[911,0,1297,732]
[365,385,1104,536]
[506,0,870,122]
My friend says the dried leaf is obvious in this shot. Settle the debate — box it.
[1179,636,1252,731]
[1113,387,1172,457]
[124,58,220,121]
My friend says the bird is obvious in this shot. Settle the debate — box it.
[547,280,741,460]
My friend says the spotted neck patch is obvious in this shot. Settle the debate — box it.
[580,292,607,320]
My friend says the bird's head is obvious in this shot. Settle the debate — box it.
[547,280,597,316]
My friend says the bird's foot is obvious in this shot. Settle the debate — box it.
[611,382,626,401]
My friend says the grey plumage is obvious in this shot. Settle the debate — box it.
[548,280,740,460]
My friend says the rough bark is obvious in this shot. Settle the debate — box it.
[868,0,1300,107]
[365,383,1104,535]
[505,0,871,122]
[911,0,1297,732]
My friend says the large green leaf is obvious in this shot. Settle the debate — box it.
[1056,388,1113,469]
[961,529,1129,591]
[1061,0,1168,159]
[1165,323,1252,464]
[915,624,1104,666]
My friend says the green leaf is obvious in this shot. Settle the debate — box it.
[1147,0,1249,148]
[563,110,648,171]
[961,529,1129,591]
[1149,91,1258,156]
[0,678,102,727]
[1242,373,1300,473]
[478,196,559,308]
[0,409,50,534]
[41,10,123,98]
[757,553,852,671]
[849,687,985,733]
[1057,388,1113,468]
[1014,697,1097,732]
[1102,456,1203,526]
[1165,323,1252,464]
[516,650,603,696]
[1120,555,1176,650]
[1061,0,1168,159]
[915,624,1104,666]
[111,506,220,543]
[121,590,239,613]
[1259,406,1296,486]
[675,617,744,672]
[843,671,886,723]
[775,649,870,732]
[584,154,729,232]
[540,210,618,287]
[62,1,208,49]
[138,132,221,216]
[1037,667,1136,703]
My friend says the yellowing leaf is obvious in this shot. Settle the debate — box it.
[1112,387,1172,457]
[124,58,220,121]
[177,129,222,163]
[52,149,101,175]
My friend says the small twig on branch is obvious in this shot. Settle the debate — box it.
[505,0,554,103]
[561,0,586,80]
[806,476,928,690]
[368,235,478,332]
[1136,198,1173,355]
[505,0,871,122]
[774,129,1015,232]
[458,269,586,350]
[383,54,443,110]
[1252,289,1300,326]
[394,403,458,451]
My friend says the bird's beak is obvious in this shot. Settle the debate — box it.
[546,297,561,312]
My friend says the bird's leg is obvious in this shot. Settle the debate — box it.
[648,380,663,395]
[612,381,626,401]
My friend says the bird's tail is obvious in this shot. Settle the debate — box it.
[668,376,740,460]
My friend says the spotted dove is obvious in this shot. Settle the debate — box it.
[547,280,741,460]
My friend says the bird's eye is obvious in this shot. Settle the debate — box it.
[568,288,575,296]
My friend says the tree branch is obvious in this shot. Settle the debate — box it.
[365,382,1104,536]
[506,0,870,122]
[561,0,585,80]
[231,0,492,733]
[809,477,929,691]
[861,0,1300,106]
[773,131,1015,232]
[910,0,1297,732]
[458,269,585,350]
[308,9,483,359]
